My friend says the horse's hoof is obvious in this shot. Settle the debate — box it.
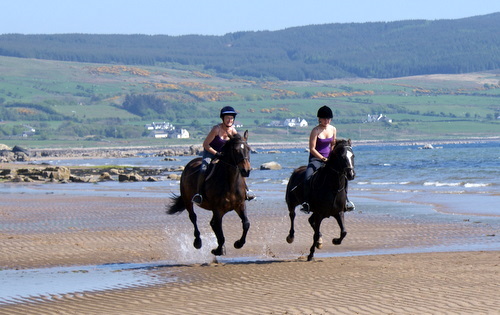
[211,247,225,256]
[193,238,202,249]
[307,255,314,261]
[286,235,294,244]
[234,240,245,249]
[316,237,323,249]
[332,238,342,245]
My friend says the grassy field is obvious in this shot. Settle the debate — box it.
[0,56,499,148]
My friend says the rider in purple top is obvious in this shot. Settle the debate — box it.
[302,106,355,212]
[314,137,334,159]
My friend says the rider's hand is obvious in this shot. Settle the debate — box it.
[322,157,328,162]
[215,152,224,158]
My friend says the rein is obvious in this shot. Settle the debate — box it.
[323,145,353,194]
[218,140,249,171]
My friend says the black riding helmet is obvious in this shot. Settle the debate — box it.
[220,106,237,118]
[317,105,333,119]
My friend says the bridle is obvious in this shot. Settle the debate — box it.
[219,139,250,174]
[324,145,355,193]
[326,145,354,176]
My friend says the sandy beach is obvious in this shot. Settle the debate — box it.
[0,184,498,314]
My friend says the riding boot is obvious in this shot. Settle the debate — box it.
[345,181,355,211]
[192,166,206,206]
[300,180,311,213]
[246,189,256,201]
[346,198,355,211]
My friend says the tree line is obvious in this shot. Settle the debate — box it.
[0,13,499,80]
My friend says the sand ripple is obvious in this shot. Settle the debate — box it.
[0,191,499,314]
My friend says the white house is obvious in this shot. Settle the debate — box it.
[172,129,190,139]
[284,117,308,127]
[144,121,175,131]
[366,114,392,123]
[145,121,190,139]
[22,125,36,137]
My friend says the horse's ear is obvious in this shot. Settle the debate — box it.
[347,139,352,146]
[243,130,248,141]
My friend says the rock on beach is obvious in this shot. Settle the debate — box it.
[260,161,282,170]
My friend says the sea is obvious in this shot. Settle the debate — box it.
[16,140,498,216]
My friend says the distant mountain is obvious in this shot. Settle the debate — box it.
[0,13,499,80]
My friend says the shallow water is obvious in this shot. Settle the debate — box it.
[0,263,175,305]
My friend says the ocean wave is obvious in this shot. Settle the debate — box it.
[424,181,462,187]
[369,163,392,167]
[424,181,491,188]
[464,183,490,188]
[357,181,411,186]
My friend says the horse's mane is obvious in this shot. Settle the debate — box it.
[221,133,244,153]
[335,139,349,147]
[229,133,244,142]
[328,139,350,159]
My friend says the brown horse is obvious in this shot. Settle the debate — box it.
[285,139,355,261]
[167,131,252,256]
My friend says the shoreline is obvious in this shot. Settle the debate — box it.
[2,136,499,160]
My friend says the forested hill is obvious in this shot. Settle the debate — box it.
[0,13,498,80]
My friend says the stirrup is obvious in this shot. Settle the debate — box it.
[192,194,203,205]
[300,202,310,213]
[246,190,256,201]
[346,200,355,211]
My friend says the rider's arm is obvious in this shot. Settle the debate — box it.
[309,127,326,161]
[203,125,219,155]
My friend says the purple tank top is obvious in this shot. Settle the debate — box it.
[316,137,333,158]
[209,135,227,152]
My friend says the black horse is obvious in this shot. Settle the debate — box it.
[167,131,252,256]
[285,139,356,261]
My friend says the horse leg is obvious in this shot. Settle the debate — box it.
[234,206,250,249]
[307,214,323,261]
[307,213,323,249]
[186,205,202,249]
[286,203,296,244]
[209,211,225,256]
[332,212,347,245]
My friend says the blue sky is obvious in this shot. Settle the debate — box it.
[2,0,499,36]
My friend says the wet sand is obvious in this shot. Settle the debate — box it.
[0,187,499,314]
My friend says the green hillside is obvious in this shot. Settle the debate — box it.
[1,13,499,81]
[0,56,498,148]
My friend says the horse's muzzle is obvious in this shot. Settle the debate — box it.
[240,169,251,177]
[346,168,356,181]
[238,159,251,177]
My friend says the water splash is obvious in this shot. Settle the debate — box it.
[164,227,218,264]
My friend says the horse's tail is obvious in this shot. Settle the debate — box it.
[167,194,185,214]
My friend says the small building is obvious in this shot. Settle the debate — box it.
[268,117,308,127]
[365,114,392,124]
[144,121,175,131]
[284,117,308,127]
[22,125,36,137]
[172,129,190,139]
[146,120,190,139]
